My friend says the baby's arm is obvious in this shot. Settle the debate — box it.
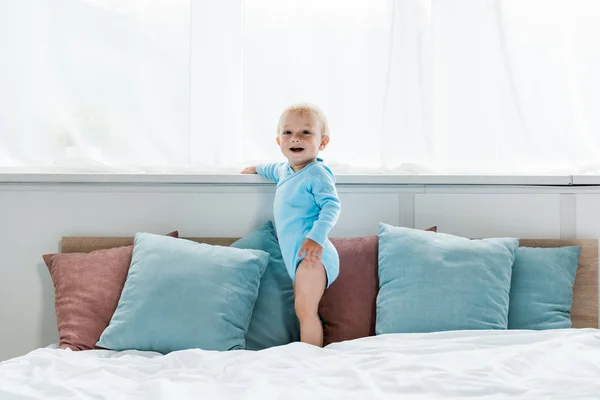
[241,166,257,174]
[256,163,282,183]
[306,175,341,247]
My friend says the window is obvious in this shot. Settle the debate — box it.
[1,0,599,174]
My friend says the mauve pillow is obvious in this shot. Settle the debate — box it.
[43,231,178,351]
[320,226,437,346]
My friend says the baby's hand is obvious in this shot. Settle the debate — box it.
[241,166,257,174]
[298,238,323,264]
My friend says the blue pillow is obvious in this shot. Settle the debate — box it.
[508,246,580,330]
[97,232,268,353]
[376,223,519,334]
[231,221,300,350]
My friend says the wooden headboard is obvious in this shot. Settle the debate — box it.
[61,236,599,329]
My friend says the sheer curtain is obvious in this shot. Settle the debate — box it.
[1,0,599,174]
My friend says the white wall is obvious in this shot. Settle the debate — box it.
[1,181,599,361]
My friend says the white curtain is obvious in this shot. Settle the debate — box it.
[1,0,599,174]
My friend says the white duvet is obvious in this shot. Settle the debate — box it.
[1,329,600,400]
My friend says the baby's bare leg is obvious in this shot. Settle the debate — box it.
[294,259,327,347]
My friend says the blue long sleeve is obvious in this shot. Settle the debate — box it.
[306,175,341,246]
[270,159,341,286]
[256,163,282,183]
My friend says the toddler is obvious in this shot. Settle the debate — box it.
[242,103,341,347]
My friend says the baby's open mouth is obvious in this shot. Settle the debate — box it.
[290,147,304,153]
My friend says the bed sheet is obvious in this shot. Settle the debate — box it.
[1,329,599,399]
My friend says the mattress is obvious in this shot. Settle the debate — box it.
[1,329,599,399]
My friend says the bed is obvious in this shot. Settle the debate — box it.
[0,235,598,399]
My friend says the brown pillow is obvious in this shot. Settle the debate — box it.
[320,226,437,346]
[43,231,178,351]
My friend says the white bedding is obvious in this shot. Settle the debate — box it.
[1,329,599,400]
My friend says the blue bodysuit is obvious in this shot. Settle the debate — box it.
[257,159,341,287]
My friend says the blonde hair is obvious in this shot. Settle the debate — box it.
[277,103,330,138]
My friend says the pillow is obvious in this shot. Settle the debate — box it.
[508,246,581,330]
[376,223,519,334]
[43,231,178,351]
[97,233,268,353]
[320,226,437,346]
[231,221,299,350]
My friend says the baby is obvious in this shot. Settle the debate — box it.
[242,103,341,347]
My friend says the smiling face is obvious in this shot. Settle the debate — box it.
[276,110,330,172]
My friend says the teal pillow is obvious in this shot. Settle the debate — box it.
[376,223,519,334]
[508,246,580,330]
[231,221,300,350]
[97,232,268,353]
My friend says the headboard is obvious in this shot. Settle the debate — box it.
[61,236,599,329]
